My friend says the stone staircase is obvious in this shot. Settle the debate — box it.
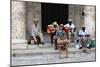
[11,42,96,66]
[11,43,95,57]
[12,32,96,58]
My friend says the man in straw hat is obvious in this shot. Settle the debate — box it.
[55,24,70,58]
[47,21,59,46]
[31,18,44,44]
[64,19,76,42]
[52,21,59,31]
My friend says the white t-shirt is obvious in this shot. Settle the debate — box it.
[31,25,40,35]
[64,23,75,32]
[65,23,75,29]
[79,30,89,35]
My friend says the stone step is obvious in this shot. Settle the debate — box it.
[12,52,95,66]
[27,42,76,48]
[12,42,76,50]
[12,45,95,57]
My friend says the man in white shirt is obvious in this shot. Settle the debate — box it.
[79,27,89,36]
[64,19,76,42]
[78,27,90,49]
[31,19,44,44]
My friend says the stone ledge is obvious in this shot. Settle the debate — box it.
[12,39,28,49]
[12,39,27,44]
[11,47,95,56]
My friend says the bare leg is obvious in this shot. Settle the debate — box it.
[73,32,77,42]
[65,45,68,58]
[68,32,71,40]
[58,44,62,58]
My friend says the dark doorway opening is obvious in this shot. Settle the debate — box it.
[42,3,68,32]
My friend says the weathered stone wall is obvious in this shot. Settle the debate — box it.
[11,1,27,49]
[68,5,96,36]
[84,6,96,37]
[11,1,26,39]
[68,5,84,32]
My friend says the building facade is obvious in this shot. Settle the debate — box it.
[11,0,96,49]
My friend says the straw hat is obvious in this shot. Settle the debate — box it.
[48,25,53,27]
[60,24,64,27]
[33,18,39,23]
[68,19,72,22]
[52,21,58,25]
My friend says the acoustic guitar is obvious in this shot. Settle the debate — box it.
[47,25,56,33]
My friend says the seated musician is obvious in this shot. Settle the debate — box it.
[78,27,91,49]
[64,19,76,42]
[64,24,70,39]
[47,21,59,46]
[47,24,56,45]
[55,24,70,58]
[52,21,59,31]
[31,19,44,44]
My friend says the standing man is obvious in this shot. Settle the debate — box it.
[52,22,59,49]
[55,24,70,58]
[31,19,44,45]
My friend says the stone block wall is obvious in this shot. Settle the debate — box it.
[84,6,96,37]
[68,4,84,32]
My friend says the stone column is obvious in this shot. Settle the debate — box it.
[84,6,95,37]
[26,2,41,39]
[11,1,27,49]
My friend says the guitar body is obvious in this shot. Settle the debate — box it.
[47,25,55,34]
[64,27,70,33]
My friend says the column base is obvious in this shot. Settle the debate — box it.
[12,39,27,49]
